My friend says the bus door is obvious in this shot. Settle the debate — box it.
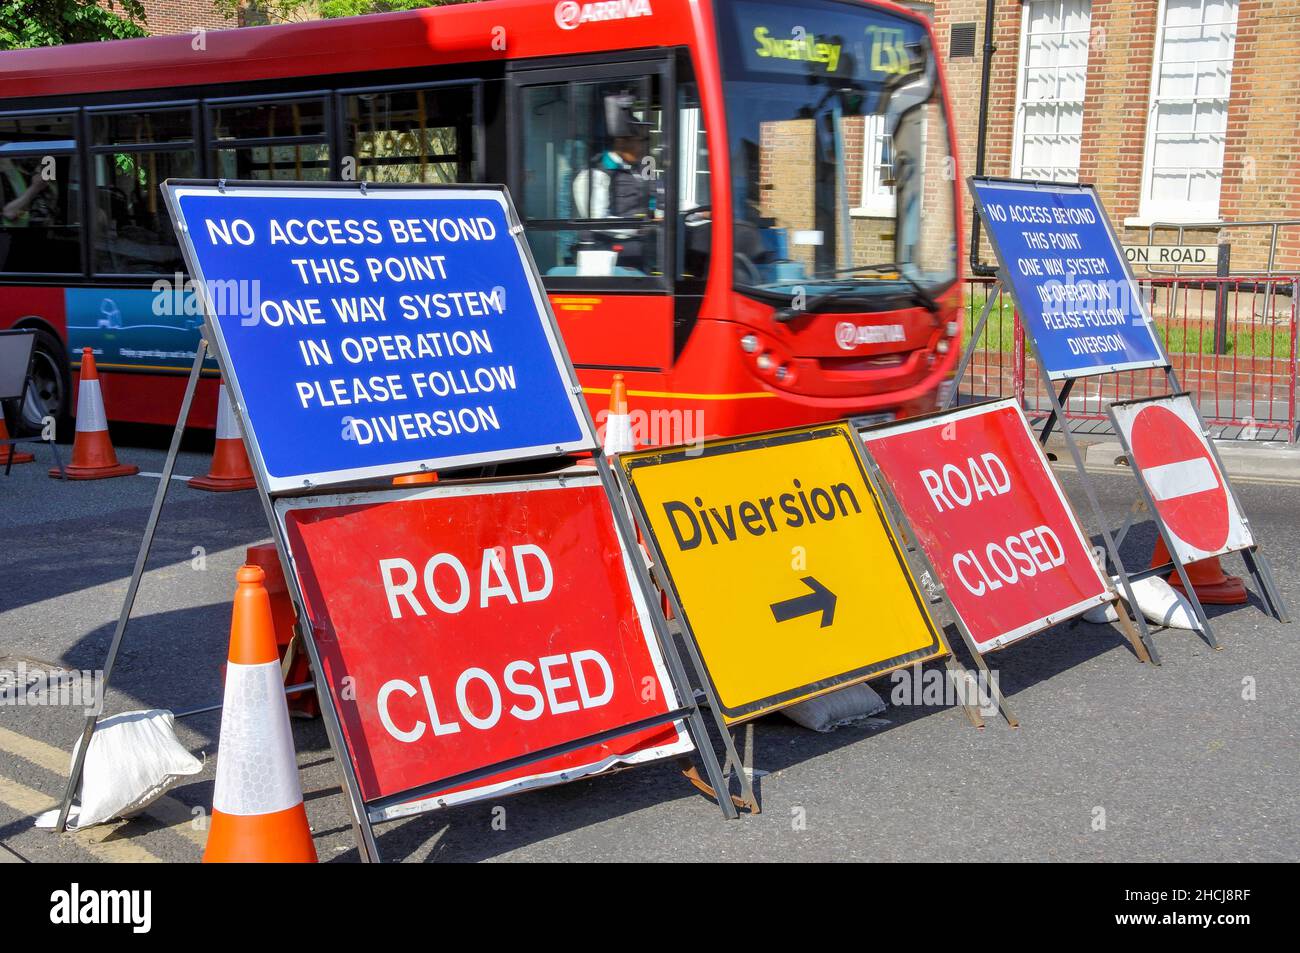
[508,58,675,374]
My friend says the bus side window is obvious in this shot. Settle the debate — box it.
[342,85,474,184]
[0,112,81,275]
[209,97,331,181]
[91,107,196,276]
[518,75,664,281]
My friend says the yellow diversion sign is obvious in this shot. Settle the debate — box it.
[618,422,945,724]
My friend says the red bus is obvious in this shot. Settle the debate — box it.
[0,0,962,444]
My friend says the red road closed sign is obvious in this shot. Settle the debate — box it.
[860,399,1113,652]
[278,475,690,819]
[1110,394,1253,562]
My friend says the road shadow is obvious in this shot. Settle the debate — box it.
[0,487,267,614]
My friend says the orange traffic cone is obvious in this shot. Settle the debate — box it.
[245,543,317,719]
[602,373,635,456]
[1150,536,1247,605]
[203,564,317,863]
[50,348,137,480]
[189,384,255,491]
[0,417,34,465]
[393,471,438,485]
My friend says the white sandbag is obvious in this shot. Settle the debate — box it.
[1082,602,1118,624]
[782,683,886,732]
[1129,577,1197,629]
[35,709,201,830]
[1081,578,1197,630]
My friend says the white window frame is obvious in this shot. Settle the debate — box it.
[853,114,896,218]
[1011,0,1092,183]
[1137,0,1239,223]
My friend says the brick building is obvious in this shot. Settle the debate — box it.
[121,0,238,34]
[930,0,1300,272]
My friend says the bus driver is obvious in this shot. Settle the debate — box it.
[571,92,657,274]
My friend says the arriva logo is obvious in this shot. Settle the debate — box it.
[836,321,906,350]
[555,0,654,31]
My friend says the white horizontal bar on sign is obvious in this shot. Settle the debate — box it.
[1144,457,1217,502]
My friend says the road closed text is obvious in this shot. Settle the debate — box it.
[377,650,616,741]
[920,453,1067,596]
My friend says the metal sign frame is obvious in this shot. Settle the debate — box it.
[1105,393,1289,636]
[161,179,599,494]
[855,401,1150,726]
[858,398,1121,651]
[966,176,1168,382]
[54,179,745,861]
[951,179,1289,659]
[616,423,946,728]
[272,472,715,824]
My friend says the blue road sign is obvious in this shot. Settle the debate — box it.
[164,183,594,493]
[969,178,1167,381]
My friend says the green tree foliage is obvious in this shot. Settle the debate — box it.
[218,0,475,26]
[0,0,147,49]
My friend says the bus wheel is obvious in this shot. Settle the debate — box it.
[17,328,72,439]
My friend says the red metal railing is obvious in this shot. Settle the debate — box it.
[961,276,1299,442]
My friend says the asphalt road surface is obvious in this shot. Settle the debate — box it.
[1,439,1297,863]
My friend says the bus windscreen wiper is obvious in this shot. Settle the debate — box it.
[825,262,940,314]
[772,264,938,323]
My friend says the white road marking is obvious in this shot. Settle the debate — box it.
[0,774,163,863]
[0,724,207,851]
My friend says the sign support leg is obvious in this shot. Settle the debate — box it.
[1242,548,1289,623]
[1036,362,1163,664]
[54,341,208,833]
[949,624,1019,728]
[943,284,1002,410]
[599,455,747,818]
[1036,379,1074,446]
[1110,591,1153,664]
[942,653,985,729]
[1161,533,1220,650]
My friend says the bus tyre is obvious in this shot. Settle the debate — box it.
[17,327,72,440]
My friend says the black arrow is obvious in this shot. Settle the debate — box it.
[769,576,836,628]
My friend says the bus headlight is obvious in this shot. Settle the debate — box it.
[740,334,759,354]
[756,352,774,371]
[774,365,789,382]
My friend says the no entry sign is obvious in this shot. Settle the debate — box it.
[1109,394,1253,563]
[276,475,690,818]
[860,399,1112,652]
[969,178,1166,380]
[164,182,594,493]
[618,423,944,724]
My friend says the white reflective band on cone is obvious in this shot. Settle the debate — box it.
[215,385,241,441]
[75,380,108,433]
[603,413,635,456]
[212,660,304,816]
